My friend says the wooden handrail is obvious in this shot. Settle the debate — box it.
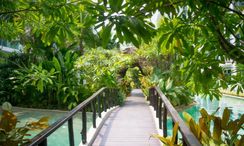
[149,86,201,146]
[27,87,119,146]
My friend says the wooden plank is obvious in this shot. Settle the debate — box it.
[92,89,161,146]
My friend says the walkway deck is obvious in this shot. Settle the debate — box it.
[92,89,161,146]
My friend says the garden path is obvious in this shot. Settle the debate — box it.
[92,89,161,146]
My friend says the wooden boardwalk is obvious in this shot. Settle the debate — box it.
[92,89,161,146]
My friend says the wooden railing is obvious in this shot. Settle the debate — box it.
[149,87,201,146]
[27,87,119,146]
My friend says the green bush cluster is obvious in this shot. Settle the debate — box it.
[1,51,85,109]
[0,48,143,109]
[75,49,139,96]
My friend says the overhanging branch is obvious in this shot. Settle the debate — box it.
[0,9,39,15]
[209,1,244,19]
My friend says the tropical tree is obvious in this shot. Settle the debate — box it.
[1,1,243,58]
[1,0,243,102]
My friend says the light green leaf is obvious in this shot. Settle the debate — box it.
[37,80,44,93]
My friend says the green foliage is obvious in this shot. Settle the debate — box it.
[9,50,84,109]
[183,108,244,146]
[0,0,155,50]
[137,41,193,106]
[137,25,243,101]
[119,67,142,95]
[0,102,49,146]
[0,0,243,110]
[229,64,244,95]
[155,0,243,63]
[75,48,136,96]
[50,51,83,109]
[152,75,192,106]
[0,53,30,105]
[14,64,56,93]
[116,89,126,106]
[139,75,154,97]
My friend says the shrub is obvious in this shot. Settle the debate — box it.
[0,102,49,146]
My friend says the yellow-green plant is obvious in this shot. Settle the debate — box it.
[0,102,49,146]
[139,75,154,97]
[183,108,244,146]
[152,122,181,146]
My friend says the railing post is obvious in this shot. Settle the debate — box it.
[112,89,115,107]
[172,121,178,144]
[113,89,116,106]
[108,89,111,108]
[81,108,87,144]
[103,91,107,112]
[182,139,187,146]
[97,96,101,118]
[116,89,119,106]
[158,98,162,129]
[92,100,96,128]
[152,90,156,110]
[163,105,167,137]
[149,88,153,105]
[153,90,157,111]
[68,118,75,146]
[155,92,159,118]
[151,87,201,146]
[38,139,47,146]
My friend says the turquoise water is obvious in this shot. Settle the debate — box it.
[166,95,244,136]
[9,95,244,145]
[14,109,93,146]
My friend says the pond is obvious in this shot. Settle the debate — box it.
[167,94,244,136]
[14,109,93,146]
[7,94,244,145]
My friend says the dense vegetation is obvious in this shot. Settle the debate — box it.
[0,0,243,108]
[0,1,243,145]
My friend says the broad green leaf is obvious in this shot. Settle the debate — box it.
[115,25,124,42]
[53,57,61,72]
[37,80,44,93]
[121,26,140,47]
[109,0,123,12]
[166,78,173,91]
[102,24,113,48]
